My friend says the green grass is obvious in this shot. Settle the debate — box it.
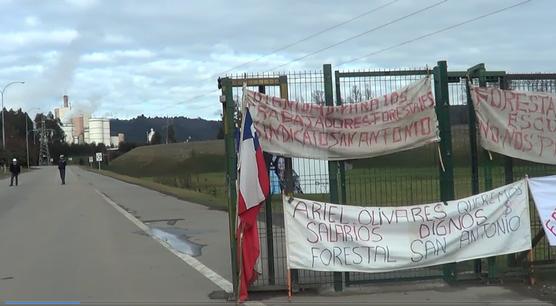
[108,140,224,177]
[100,139,556,215]
[87,167,227,210]
[98,141,227,210]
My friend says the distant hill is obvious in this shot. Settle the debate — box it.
[111,115,222,143]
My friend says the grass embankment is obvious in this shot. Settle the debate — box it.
[89,168,227,210]
[97,140,227,210]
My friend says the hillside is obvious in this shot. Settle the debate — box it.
[111,115,222,143]
[109,140,225,177]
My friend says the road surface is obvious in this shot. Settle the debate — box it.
[1,166,553,306]
[0,166,232,305]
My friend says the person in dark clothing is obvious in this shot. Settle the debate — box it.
[58,155,67,185]
[9,158,21,187]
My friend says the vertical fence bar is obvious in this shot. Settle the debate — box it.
[279,75,298,288]
[323,64,343,292]
[434,61,457,282]
[258,84,276,286]
[499,76,516,267]
[334,69,349,286]
[477,68,497,282]
[465,64,482,275]
[220,77,239,296]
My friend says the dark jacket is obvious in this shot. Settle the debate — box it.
[9,163,21,175]
[58,159,67,170]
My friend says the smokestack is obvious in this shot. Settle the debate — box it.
[63,95,69,108]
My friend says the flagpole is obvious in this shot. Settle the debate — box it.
[528,249,535,286]
[235,89,247,303]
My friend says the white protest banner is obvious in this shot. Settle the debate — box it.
[284,180,531,273]
[470,85,556,164]
[528,175,556,246]
[244,77,439,160]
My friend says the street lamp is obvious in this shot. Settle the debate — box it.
[1,81,25,150]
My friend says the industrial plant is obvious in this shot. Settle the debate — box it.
[54,95,124,147]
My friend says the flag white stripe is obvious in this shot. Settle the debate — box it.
[239,138,265,210]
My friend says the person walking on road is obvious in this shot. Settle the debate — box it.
[9,158,21,187]
[58,155,67,185]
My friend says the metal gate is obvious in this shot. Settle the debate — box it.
[218,62,556,295]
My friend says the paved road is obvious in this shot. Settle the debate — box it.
[0,166,232,305]
[1,166,553,306]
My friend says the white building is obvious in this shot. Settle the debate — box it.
[88,118,111,145]
[54,95,70,121]
[61,122,74,144]
[54,95,121,146]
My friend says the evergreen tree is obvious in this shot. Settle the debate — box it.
[167,124,176,143]
[150,131,162,144]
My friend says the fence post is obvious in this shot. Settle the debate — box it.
[334,69,350,286]
[279,75,297,288]
[257,84,276,287]
[465,63,483,276]
[323,64,343,292]
[434,61,457,282]
[500,76,517,267]
[477,69,498,283]
[220,77,239,297]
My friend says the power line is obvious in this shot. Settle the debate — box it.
[215,0,398,76]
[268,0,449,72]
[171,89,220,107]
[171,1,400,109]
[172,0,531,110]
[338,0,534,67]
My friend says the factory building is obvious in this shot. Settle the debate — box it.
[54,95,123,147]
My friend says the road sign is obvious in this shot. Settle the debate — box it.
[88,156,94,163]
[95,152,103,162]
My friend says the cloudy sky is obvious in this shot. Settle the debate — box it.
[0,0,553,120]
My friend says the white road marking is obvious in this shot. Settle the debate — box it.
[243,302,266,306]
[94,189,233,294]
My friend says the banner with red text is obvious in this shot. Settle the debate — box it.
[528,175,556,246]
[470,86,556,164]
[283,180,530,273]
[244,77,439,160]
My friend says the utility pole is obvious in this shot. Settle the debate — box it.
[25,113,30,168]
[38,116,52,166]
[25,109,40,168]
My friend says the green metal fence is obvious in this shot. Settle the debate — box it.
[506,74,556,265]
[218,62,556,295]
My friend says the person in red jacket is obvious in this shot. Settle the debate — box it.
[9,158,21,187]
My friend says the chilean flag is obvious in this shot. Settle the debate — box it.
[237,107,269,302]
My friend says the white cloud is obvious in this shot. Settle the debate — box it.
[104,34,132,45]
[64,0,97,9]
[81,52,112,63]
[0,29,78,50]
[114,49,155,59]
[0,64,44,76]
[24,16,40,27]
[81,49,155,63]
[0,0,553,120]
